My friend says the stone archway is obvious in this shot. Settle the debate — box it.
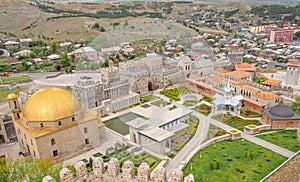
[131,76,163,95]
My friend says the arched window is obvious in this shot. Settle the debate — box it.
[58,121,61,126]
[51,138,56,145]
[84,127,88,134]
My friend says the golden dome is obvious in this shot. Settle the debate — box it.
[7,93,17,100]
[21,88,82,122]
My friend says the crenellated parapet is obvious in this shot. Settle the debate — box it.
[42,157,194,182]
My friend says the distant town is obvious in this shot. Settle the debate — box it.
[0,0,299,182]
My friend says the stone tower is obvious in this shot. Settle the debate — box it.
[151,166,166,182]
[93,157,104,180]
[106,158,119,181]
[7,93,21,121]
[74,161,88,181]
[286,60,300,85]
[169,169,183,182]
[60,168,73,182]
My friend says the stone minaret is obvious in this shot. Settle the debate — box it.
[286,60,300,85]
[7,93,21,121]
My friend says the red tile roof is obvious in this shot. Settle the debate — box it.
[262,79,282,86]
[235,63,256,72]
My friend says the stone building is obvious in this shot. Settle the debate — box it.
[262,104,300,129]
[286,59,300,85]
[0,110,17,144]
[228,48,244,70]
[127,105,192,153]
[9,88,105,163]
[212,81,243,115]
[42,157,194,182]
[119,54,164,95]
[73,63,140,115]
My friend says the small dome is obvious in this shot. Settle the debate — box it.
[7,93,17,100]
[21,88,82,122]
[269,104,294,118]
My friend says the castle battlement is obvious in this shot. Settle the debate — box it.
[42,157,194,182]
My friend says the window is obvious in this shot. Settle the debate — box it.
[85,138,89,144]
[58,121,61,126]
[84,127,88,134]
[24,134,26,140]
[13,101,17,109]
[51,138,56,146]
[53,150,58,157]
[17,113,20,118]
[72,117,75,122]
[33,151,36,157]
[30,139,33,145]
[40,123,44,128]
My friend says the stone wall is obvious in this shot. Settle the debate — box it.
[42,157,194,182]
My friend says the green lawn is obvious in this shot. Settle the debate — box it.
[141,95,158,101]
[151,99,170,107]
[256,130,300,152]
[199,95,213,103]
[183,139,287,182]
[0,87,22,103]
[104,112,146,135]
[213,114,261,131]
[0,76,31,83]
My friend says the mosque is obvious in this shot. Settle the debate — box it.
[7,88,105,163]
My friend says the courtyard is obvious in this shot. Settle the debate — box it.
[103,112,146,135]
[183,139,287,182]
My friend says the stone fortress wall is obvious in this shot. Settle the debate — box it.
[42,157,194,182]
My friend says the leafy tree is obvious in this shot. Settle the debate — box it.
[93,22,100,29]
[291,96,300,114]
[100,27,105,32]
[244,149,248,158]
[0,50,4,56]
[216,160,220,169]
[210,161,214,170]
[21,61,30,71]
[50,42,58,53]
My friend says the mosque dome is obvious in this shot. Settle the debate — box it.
[7,93,17,100]
[268,104,295,118]
[21,88,82,122]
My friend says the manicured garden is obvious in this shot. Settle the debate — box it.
[0,76,31,83]
[199,95,213,103]
[183,100,199,107]
[194,103,212,116]
[104,112,146,135]
[160,86,194,101]
[213,114,261,131]
[256,130,300,152]
[240,108,262,118]
[183,139,287,182]
[206,125,227,141]
[166,115,199,158]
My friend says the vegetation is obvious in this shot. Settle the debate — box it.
[254,77,267,84]
[0,87,22,103]
[213,114,261,131]
[199,95,213,103]
[257,130,300,153]
[166,115,199,158]
[160,87,194,101]
[151,99,170,107]
[240,108,262,118]
[183,139,287,181]
[0,158,62,182]
[0,76,31,83]
[291,96,300,116]
[194,104,212,116]
[141,95,158,101]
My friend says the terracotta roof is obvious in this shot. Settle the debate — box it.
[262,79,282,86]
[7,59,22,65]
[286,59,300,67]
[243,97,266,107]
[252,91,280,100]
[208,75,239,86]
[240,85,260,93]
[235,63,256,72]
[227,45,236,50]
[215,68,229,74]
[225,71,252,79]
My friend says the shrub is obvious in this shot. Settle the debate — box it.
[216,160,220,169]
[210,162,214,170]
[223,154,228,157]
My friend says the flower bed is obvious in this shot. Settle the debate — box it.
[213,114,261,131]
[240,108,262,118]
[194,103,211,116]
